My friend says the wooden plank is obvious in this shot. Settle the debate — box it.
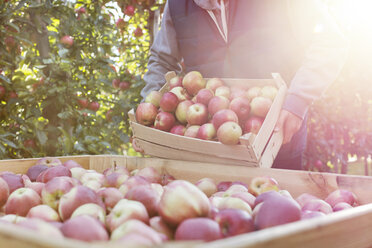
[131,121,257,162]
[258,129,283,168]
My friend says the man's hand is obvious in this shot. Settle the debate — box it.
[274,109,303,144]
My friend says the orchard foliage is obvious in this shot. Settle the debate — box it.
[0,0,164,158]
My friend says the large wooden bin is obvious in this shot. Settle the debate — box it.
[1,155,372,248]
[129,72,287,168]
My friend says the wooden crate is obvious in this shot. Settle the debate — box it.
[1,155,372,248]
[129,72,287,168]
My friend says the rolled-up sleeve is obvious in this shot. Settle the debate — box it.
[141,1,183,99]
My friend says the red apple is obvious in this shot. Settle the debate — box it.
[5,187,41,216]
[301,210,326,220]
[38,166,71,183]
[208,96,230,116]
[260,85,278,101]
[170,125,186,135]
[71,203,106,224]
[136,102,158,126]
[125,185,161,217]
[229,97,251,122]
[62,160,82,169]
[41,176,75,210]
[250,96,272,118]
[149,216,174,240]
[22,175,44,196]
[26,204,61,222]
[80,171,106,191]
[302,199,333,214]
[184,125,200,138]
[186,103,208,125]
[246,86,261,101]
[145,91,163,108]
[103,166,130,177]
[118,175,150,196]
[168,76,183,89]
[325,189,358,208]
[333,202,353,212]
[206,78,224,93]
[175,218,222,241]
[217,121,242,145]
[154,111,176,132]
[88,101,100,112]
[70,167,87,181]
[60,35,73,47]
[134,27,143,37]
[217,181,232,192]
[296,193,319,208]
[18,218,64,239]
[196,88,214,106]
[215,86,231,99]
[61,215,109,242]
[170,86,191,102]
[214,208,254,237]
[124,5,135,16]
[119,81,130,91]
[78,98,89,109]
[104,172,129,188]
[182,71,206,96]
[0,177,9,208]
[0,85,6,99]
[243,116,264,134]
[215,196,252,214]
[175,100,193,124]
[136,167,161,184]
[248,176,279,196]
[159,92,179,112]
[230,86,247,99]
[212,109,239,130]
[36,157,62,167]
[196,123,216,140]
[106,199,149,232]
[116,18,126,30]
[97,187,124,213]
[0,172,24,193]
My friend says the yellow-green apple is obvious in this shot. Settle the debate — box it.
[302,199,333,214]
[36,157,63,167]
[215,196,252,214]
[18,218,64,239]
[229,97,251,122]
[169,76,183,89]
[118,175,150,195]
[182,71,206,96]
[26,204,61,222]
[70,167,87,181]
[214,208,254,237]
[206,78,224,93]
[0,177,9,208]
[135,102,158,126]
[246,86,261,101]
[80,171,105,191]
[212,109,239,130]
[97,187,123,213]
[0,172,24,193]
[22,175,44,196]
[250,96,272,118]
[224,184,248,195]
[106,199,149,232]
[295,193,319,208]
[41,176,75,210]
[154,111,176,132]
[5,187,41,216]
[159,92,179,112]
[170,125,186,135]
[149,216,174,240]
[196,123,216,140]
[215,86,231,99]
[158,180,211,226]
[208,96,230,116]
[61,215,109,242]
[26,164,49,182]
[217,121,242,145]
[196,88,214,106]
[145,91,163,108]
[175,100,193,124]
[125,185,161,217]
[229,192,256,209]
[184,125,200,138]
[110,219,165,244]
[260,85,278,101]
[170,86,191,102]
[136,167,162,184]
[38,166,72,183]
[195,178,217,197]
[186,103,208,125]
[333,202,353,212]
[58,185,104,221]
[175,218,222,241]
[62,160,82,169]
[60,35,74,47]
[217,181,232,192]
[104,172,129,188]
[230,86,247,99]
[253,191,301,230]
[243,116,264,134]
[301,210,326,220]
[325,189,358,207]
[71,203,106,224]
[103,166,130,177]
[248,176,279,196]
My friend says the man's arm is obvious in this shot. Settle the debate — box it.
[141,1,182,99]
[276,0,349,143]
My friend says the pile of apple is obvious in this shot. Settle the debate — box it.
[136,71,278,145]
[0,157,358,245]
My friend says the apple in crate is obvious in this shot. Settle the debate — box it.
[103,165,130,177]
[0,214,26,224]
[229,97,251,122]
[71,203,106,224]
[212,109,239,130]
[136,167,162,184]
[301,210,326,220]
[145,90,163,108]
[217,121,242,145]
[208,96,230,116]
[18,218,64,239]
[38,165,72,183]
[215,86,231,99]
[170,125,186,135]
[182,71,206,96]
[119,175,150,195]
[215,196,252,214]
[197,123,216,140]
[154,111,176,132]
[195,178,217,197]
[170,86,191,102]
[325,189,358,207]
[159,92,179,113]
[184,125,200,138]
[175,218,222,241]
[80,171,105,191]
[63,160,82,169]
[110,219,165,244]
[27,204,61,222]
[260,85,278,101]
[150,216,174,240]
[229,192,256,209]
[58,185,104,221]
[333,202,353,212]
[214,208,255,237]
[158,180,211,226]
[206,78,224,93]
[0,172,24,193]
[169,75,183,89]
[230,86,247,99]
[186,103,208,125]
[36,157,62,167]
[243,116,264,134]
[61,215,109,242]
[250,96,272,118]
[295,193,319,208]
[125,185,161,217]
[106,199,149,232]
[175,100,193,124]
[246,86,261,101]
[248,176,279,196]
[41,176,74,210]
[26,164,49,182]
[302,199,333,214]
[97,187,123,212]
[136,102,158,126]
[5,187,41,216]
[196,88,214,106]
[104,172,129,188]
[70,167,87,181]
[0,177,9,208]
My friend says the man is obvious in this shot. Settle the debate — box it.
[141,0,348,170]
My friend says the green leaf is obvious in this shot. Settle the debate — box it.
[0,75,11,84]
[1,138,18,149]
[36,130,48,145]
